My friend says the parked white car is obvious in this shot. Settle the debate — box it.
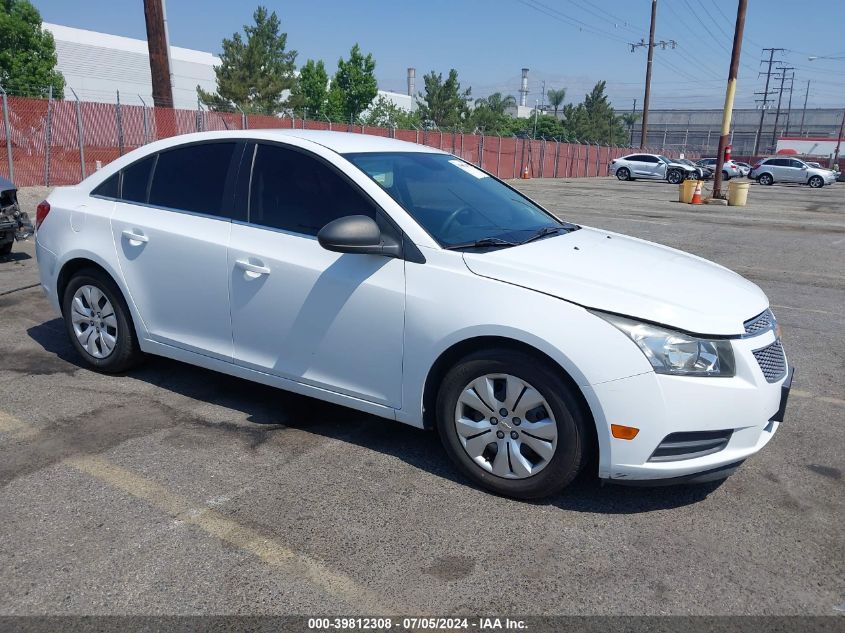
[696,158,743,180]
[35,131,792,498]
[750,157,837,188]
[608,153,697,184]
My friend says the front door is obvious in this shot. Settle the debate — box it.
[110,142,241,361]
[228,143,406,407]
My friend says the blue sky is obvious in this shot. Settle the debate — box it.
[34,0,845,110]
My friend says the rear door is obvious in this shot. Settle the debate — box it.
[766,158,787,181]
[110,141,243,361]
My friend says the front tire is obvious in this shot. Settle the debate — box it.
[436,349,589,499]
[666,170,683,185]
[62,268,143,373]
[616,167,631,181]
[808,175,824,188]
[0,240,12,257]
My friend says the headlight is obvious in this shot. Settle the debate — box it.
[593,311,735,377]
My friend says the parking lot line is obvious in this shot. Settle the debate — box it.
[771,304,837,316]
[63,454,396,614]
[0,411,39,439]
[790,390,845,407]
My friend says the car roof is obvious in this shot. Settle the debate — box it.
[155,129,447,155]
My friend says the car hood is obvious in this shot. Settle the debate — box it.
[462,227,768,336]
[667,162,694,170]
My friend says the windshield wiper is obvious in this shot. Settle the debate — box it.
[444,237,517,250]
[518,226,568,245]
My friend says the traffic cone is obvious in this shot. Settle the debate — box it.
[521,165,531,179]
[690,180,703,205]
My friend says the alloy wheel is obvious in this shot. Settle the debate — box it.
[70,285,118,359]
[453,373,557,479]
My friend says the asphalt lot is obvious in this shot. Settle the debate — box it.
[0,178,843,616]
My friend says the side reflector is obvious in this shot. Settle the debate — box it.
[611,424,640,440]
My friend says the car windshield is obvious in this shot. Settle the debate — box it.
[344,152,575,248]
[658,155,673,164]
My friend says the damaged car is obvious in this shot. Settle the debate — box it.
[0,176,33,256]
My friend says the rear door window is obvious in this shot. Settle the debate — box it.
[148,142,237,217]
[91,173,119,199]
[121,155,156,203]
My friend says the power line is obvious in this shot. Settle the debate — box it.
[564,0,644,37]
[516,0,630,44]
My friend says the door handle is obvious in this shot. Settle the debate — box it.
[122,229,149,244]
[235,259,271,275]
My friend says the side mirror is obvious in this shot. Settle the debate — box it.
[801,165,808,170]
[317,215,401,257]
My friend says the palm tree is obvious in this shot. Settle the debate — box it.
[621,112,641,146]
[475,93,517,115]
[547,88,566,117]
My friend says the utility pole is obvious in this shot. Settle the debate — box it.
[799,80,810,136]
[753,48,783,156]
[832,109,845,170]
[144,0,174,108]
[640,0,657,148]
[713,0,747,200]
[770,66,794,149]
[784,72,795,136]
[630,98,637,146]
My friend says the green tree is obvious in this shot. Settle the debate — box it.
[290,59,328,117]
[581,81,626,144]
[329,44,378,122]
[546,88,566,118]
[0,0,64,96]
[362,95,419,128]
[471,93,516,134]
[416,69,471,129]
[198,6,297,114]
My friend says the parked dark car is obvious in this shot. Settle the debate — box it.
[0,176,33,256]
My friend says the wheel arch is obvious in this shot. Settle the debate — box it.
[421,335,599,466]
[55,255,145,340]
[57,257,113,313]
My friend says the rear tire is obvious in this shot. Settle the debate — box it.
[616,167,631,181]
[808,175,824,188]
[62,268,143,373]
[436,349,590,499]
[722,170,731,181]
[758,173,774,186]
[0,241,12,257]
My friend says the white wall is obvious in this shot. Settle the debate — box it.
[776,137,842,158]
[44,23,219,109]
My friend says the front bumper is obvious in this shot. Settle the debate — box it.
[585,329,791,484]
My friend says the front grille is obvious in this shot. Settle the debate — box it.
[649,430,733,462]
[743,309,775,336]
[752,340,787,383]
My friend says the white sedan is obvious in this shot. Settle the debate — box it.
[34,131,791,498]
[608,153,697,184]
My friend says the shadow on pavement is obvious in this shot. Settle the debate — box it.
[27,317,721,514]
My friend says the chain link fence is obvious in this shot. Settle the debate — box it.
[0,88,692,187]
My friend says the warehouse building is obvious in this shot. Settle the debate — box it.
[43,23,414,113]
